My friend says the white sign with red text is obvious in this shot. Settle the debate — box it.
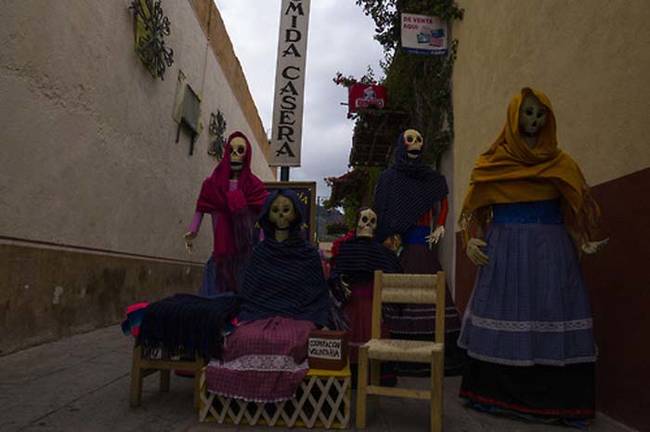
[401,13,447,55]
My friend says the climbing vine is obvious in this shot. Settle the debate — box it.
[339,0,464,167]
[327,1,463,219]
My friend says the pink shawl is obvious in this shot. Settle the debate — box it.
[196,132,268,258]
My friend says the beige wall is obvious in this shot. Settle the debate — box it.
[0,0,273,261]
[451,0,650,218]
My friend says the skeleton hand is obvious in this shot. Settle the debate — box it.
[183,231,197,254]
[340,278,352,300]
[425,225,446,249]
[581,238,609,255]
[466,238,489,266]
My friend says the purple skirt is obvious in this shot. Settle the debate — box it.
[458,222,597,366]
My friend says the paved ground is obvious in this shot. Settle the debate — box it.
[0,326,636,432]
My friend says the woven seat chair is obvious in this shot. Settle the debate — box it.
[355,270,445,432]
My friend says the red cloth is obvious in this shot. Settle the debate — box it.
[196,132,268,258]
[344,280,389,363]
[330,230,355,265]
[205,317,315,402]
[415,197,449,227]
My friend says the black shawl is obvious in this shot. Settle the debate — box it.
[374,133,448,242]
[239,189,331,327]
[333,236,402,283]
[137,293,239,360]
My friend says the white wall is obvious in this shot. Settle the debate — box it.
[0,0,274,261]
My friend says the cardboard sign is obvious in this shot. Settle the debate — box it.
[307,330,349,370]
[401,13,448,55]
[309,337,342,360]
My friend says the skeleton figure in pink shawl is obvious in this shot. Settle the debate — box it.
[184,132,268,295]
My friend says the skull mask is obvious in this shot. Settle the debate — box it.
[518,94,548,139]
[356,208,377,239]
[403,129,423,159]
[268,194,296,231]
[229,136,247,171]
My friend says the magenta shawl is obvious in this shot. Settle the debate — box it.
[196,132,268,258]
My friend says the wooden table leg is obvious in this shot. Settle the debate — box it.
[159,348,170,392]
[129,345,143,408]
[193,355,204,410]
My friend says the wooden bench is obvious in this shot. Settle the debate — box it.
[198,364,351,429]
[129,345,204,409]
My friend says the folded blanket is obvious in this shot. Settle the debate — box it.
[137,293,239,360]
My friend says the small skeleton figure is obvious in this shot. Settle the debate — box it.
[329,207,401,365]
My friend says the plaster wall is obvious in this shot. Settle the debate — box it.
[451,0,650,216]
[0,0,274,261]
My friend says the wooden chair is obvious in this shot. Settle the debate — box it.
[355,271,446,432]
[129,344,204,409]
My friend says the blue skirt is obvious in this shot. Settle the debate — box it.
[458,201,597,366]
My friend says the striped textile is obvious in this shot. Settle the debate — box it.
[238,190,331,327]
[206,317,314,402]
[333,236,402,283]
[137,294,239,361]
[374,133,448,242]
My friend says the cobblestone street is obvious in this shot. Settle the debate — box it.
[0,326,635,432]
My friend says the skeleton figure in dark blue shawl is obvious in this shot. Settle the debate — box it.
[374,129,449,243]
[238,189,331,327]
[373,129,466,377]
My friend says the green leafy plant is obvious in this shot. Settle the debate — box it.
[342,0,464,168]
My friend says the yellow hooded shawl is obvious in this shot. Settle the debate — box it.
[459,88,601,246]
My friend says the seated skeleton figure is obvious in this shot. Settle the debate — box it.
[204,189,331,402]
[329,208,402,386]
[330,208,402,361]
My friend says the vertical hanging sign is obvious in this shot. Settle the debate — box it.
[269,0,311,167]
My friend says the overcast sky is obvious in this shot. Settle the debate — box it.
[214,0,384,199]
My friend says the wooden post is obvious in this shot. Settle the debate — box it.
[129,345,143,408]
[193,355,204,410]
[371,271,383,339]
[370,359,380,386]
[159,348,170,392]
[355,346,369,429]
[430,350,444,432]
[435,272,446,345]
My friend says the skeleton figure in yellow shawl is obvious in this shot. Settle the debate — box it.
[461,88,608,260]
[457,88,607,425]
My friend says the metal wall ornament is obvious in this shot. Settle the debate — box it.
[129,0,174,80]
[208,111,227,160]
